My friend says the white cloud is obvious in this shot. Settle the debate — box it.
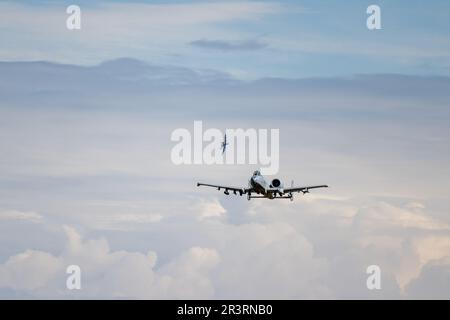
[353,202,450,231]
[0,250,61,292]
[414,236,450,266]
[244,198,450,296]
[1,193,450,299]
[0,210,42,222]
[211,221,330,299]
[192,198,227,221]
[0,226,219,299]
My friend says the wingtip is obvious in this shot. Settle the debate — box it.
[197,183,200,187]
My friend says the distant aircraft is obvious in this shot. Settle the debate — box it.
[221,134,229,154]
[197,170,328,201]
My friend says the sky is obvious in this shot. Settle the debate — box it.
[0,1,450,299]
[1,0,450,79]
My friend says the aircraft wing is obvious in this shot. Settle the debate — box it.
[283,185,328,194]
[197,182,250,195]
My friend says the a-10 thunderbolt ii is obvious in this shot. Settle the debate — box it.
[197,170,328,201]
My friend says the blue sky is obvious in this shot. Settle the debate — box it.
[1,0,449,79]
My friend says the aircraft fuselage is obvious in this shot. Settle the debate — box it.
[249,174,268,195]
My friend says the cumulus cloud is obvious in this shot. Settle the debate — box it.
[0,217,330,299]
[242,198,450,297]
[0,194,450,299]
[210,221,329,299]
[0,226,219,299]
[192,198,227,221]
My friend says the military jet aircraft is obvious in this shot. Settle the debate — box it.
[197,170,328,201]
[221,134,229,154]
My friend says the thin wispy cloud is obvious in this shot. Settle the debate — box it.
[190,39,268,51]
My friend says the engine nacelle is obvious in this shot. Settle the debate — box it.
[270,178,283,189]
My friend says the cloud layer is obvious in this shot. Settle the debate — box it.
[190,39,268,51]
[0,59,449,298]
[1,1,449,78]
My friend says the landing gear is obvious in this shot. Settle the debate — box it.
[247,193,251,201]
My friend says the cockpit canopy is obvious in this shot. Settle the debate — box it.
[253,170,261,176]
